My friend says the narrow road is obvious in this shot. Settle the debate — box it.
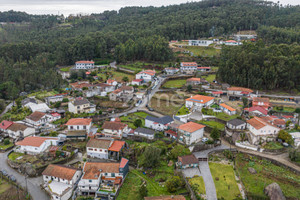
[110,61,135,74]
[0,102,13,117]
[0,151,49,200]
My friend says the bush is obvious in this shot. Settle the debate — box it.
[166,176,184,193]
[277,130,293,145]
[3,139,10,145]
[289,148,300,162]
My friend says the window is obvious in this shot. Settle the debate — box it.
[70,126,73,130]
[83,126,86,129]
[94,149,97,151]
[100,149,102,152]
[88,148,93,151]
[77,126,79,129]
[89,180,92,183]
[105,150,107,152]
[111,173,115,177]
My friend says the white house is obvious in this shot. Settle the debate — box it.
[42,164,82,200]
[15,136,59,155]
[45,95,64,105]
[164,67,179,75]
[185,95,215,110]
[247,117,281,145]
[106,79,118,86]
[226,119,247,130]
[101,121,129,139]
[224,40,242,46]
[68,98,96,114]
[25,111,55,127]
[178,122,205,145]
[65,118,93,133]
[189,40,214,47]
[135,70,156,82]
[219,103,237,115]
[75,61,95,69]
[6,123,35,139]
[131,79,143,86]
[28,103,51,113]
[145,116,174,131]
[180,62,198,74]
[134,127,155,140]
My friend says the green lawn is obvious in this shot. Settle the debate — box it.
[28,90,59,99]
[202,74,216,83]
[199,120,225,130]
[97,69,134,82]
[209,162,241,200]
[163,79,187,88]
[60,66,72,72]
[235,153,300,199]
[272,106,296,113]
[0,180,11,194]
[0,143,14,150]
[120,112,152,129]
[119,61,172,71]
[8,152,24,161]
[263,141,283,150]
[116,171,143,200]
[215,112,239,122]
[184,46,221,57]
[177,106,190,115]
[188,176,206,195]
[1,107,32,121]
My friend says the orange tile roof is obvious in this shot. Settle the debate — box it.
[247,117,266,130]
[220,103,236,112]
[0,120,13,130]
[107,79,116,84]
[42,164,79,180]
[138,70,156,76]
[82,162,120,180]
[252,97,269,103]
[186,95,215,104]
[187,78,201,82]
[179,122,205,133]
[16,136,57,147]
[227,87,253,93]
[181,62,198,66]
[76,61,94,64]
[108,141,125,152]
[65,118,92,126]
[102,121,127,130]
[70,82,93,89]
[119,158,129,168]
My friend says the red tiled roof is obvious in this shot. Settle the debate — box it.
[76,61,94,64]
[212,91,223,94]
[51,112,61,117]
[132,79,143,82]
[102,121,127,131]
[282,115,293,119]
[245,106,268,115]
[107,79,116,84]
[226,40,237,43]
[70,82,93,89]
[119,158,129,168]
[186,95,215,104]
[165,130,178,137]
[227,87,253,93]
[16,136,57,147]
[0,120,13,130]
[187,78,201,82]
[65,118,92,126]
[178,154,198,165]
[179,122,205,133]
[82,162,120,180]
[247,117,266,130]
[181,62,197,66]
[197,67,211,69]
[138,70,156,76]
[220,103,236,112]
[42,164,79,180]
[86,72,91,75]
[108,141,125,152]
[112,89,122,94]
[274,119,286,126]
[26,111,46,122]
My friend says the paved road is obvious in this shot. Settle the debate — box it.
[0,102,13,117]
[0,151,49,200]
[110,61,135,74]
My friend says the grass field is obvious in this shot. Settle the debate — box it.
[184,46,221,57]
[0,143,14,150]
[150,98,182,116]
[117,171,143,200]
[215,112,239,121]
[119,61,172,71]
[59,66,72,72]
[209,162,241,200]
[177,106,190,115]
[188,176,206,195]
[235,153,300,199]
[28,90,58,99]
[97,69,134,82]
[8,152,24,161]
[199,120,225,130]
[0,178,28,199]
[162,79,187,88]
[120,112,152,129]
[262,141,283,150]
[202,74,216,83]
[272,106,296,113]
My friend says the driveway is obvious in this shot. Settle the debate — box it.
[0,151,49,200]
[182,167,201,178]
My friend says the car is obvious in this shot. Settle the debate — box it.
[148,107,154,111]
[202,137,209,143]
[1,170,8,176]
[9,175,16,182]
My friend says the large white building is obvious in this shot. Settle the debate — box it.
[26,111,58,127]
[68,97,96,114]
[145,116,174,131]
[178,122,205,145]
[135,70,156,82]
[180,62,198,74]
[101,121,129,139]
[65,118,93,133]
[75,61,95,69]
[6,123,35,139]
[185,95,215,110]
[188,40,214,47]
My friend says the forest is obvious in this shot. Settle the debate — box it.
[0,0,300,99]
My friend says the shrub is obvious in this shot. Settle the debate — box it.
[3,139,10,145]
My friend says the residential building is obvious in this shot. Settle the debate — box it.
[177,154,199,169]
[219,103,237,115]
[252,97,270,109]
[164,67,179,75]
[95,83,115,93]
[75,61,95,69]
[226,119,246,130]
[227,87,253,98]
[7,123,35,139]
[101,121,129,139]
[197,67,211,72]
[145,116,174,131]
[15,136,59,155]
[65,118,93,133]
[131,79,143,86]
[224,40,242,46]
[109,86,134,102]
[25,111,55,127]
[135,70,156,82]
[180,62,198,74]
[289,132,300,147]
[145,196,186,200]
[178,122,205,145]
[185,95,215,110]
[164,129,178,140]
[244,106,268,116]
[106,79,118,86]
[70,82,100,98]
[42,164,82,200]
[134,127,155,140]
[211,91,223,97]
[0,120,13,133]
[78,158,129,198]
[247,117,281,145]
[188,40,214,47]
[28,103,50,113]
[50,112,61,121]
[68,97,96,114]
[86,138,125,160]
[186,78,201,86]
[45,95,65,105]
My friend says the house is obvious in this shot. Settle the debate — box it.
[70,82,99,98]
[260,116,286,129]
[78,158,129,198]
[227,87,253,99]
[145,195,186,200]
[86,138,125,160]
[145,116,174,131]
[226,119,246,130]
[164,129,178,140]
[75,61,95,69]
[289,132,300,147]
[244,106,268,116]
[135,92,145,100]
[185,95,215,110]
[68,97,96,114]
[186,78,201,86]
[247,117,281,145]
[7,123,35,139]
[178,122,205,145]
[95,83,115,93]
[109,86,134,102]
[180,62,198,74]
[45,95,65,105]
[164,67,179,75]
[136,70,156,82]
[65,118,93,133]
[252,97,270,109]
[15,136,59,155]
[177,154,199,169]
[224,40,242,46]
[26,111,56,127]
[50,112,61,121]
[21,98,37,108]
[219,103,237,115]
[106,79,118,86]
[197,67,211,72]
[212,91,223,97]
[0,120,13,133]
[189,40,214,47]
[42,164,82,200]
[28,103,50,113]
[131,79,143,86]
[101,121,129,139]
[134,127,155,140]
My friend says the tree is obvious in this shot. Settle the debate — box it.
[277,130,293,144]
[165,176,184,193]
[3,139,10,145]
[62,98,69,102]
[139,183,148,198]
[187,85,193,92]
[133,119,142,128]
[122,76,129,83]
[168,144,191,160]
[242,97,248,108]
[210,127,220,141]
[140,146,161,168]
[240,132,246,142]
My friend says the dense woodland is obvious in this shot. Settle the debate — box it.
[0,0,300,99]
